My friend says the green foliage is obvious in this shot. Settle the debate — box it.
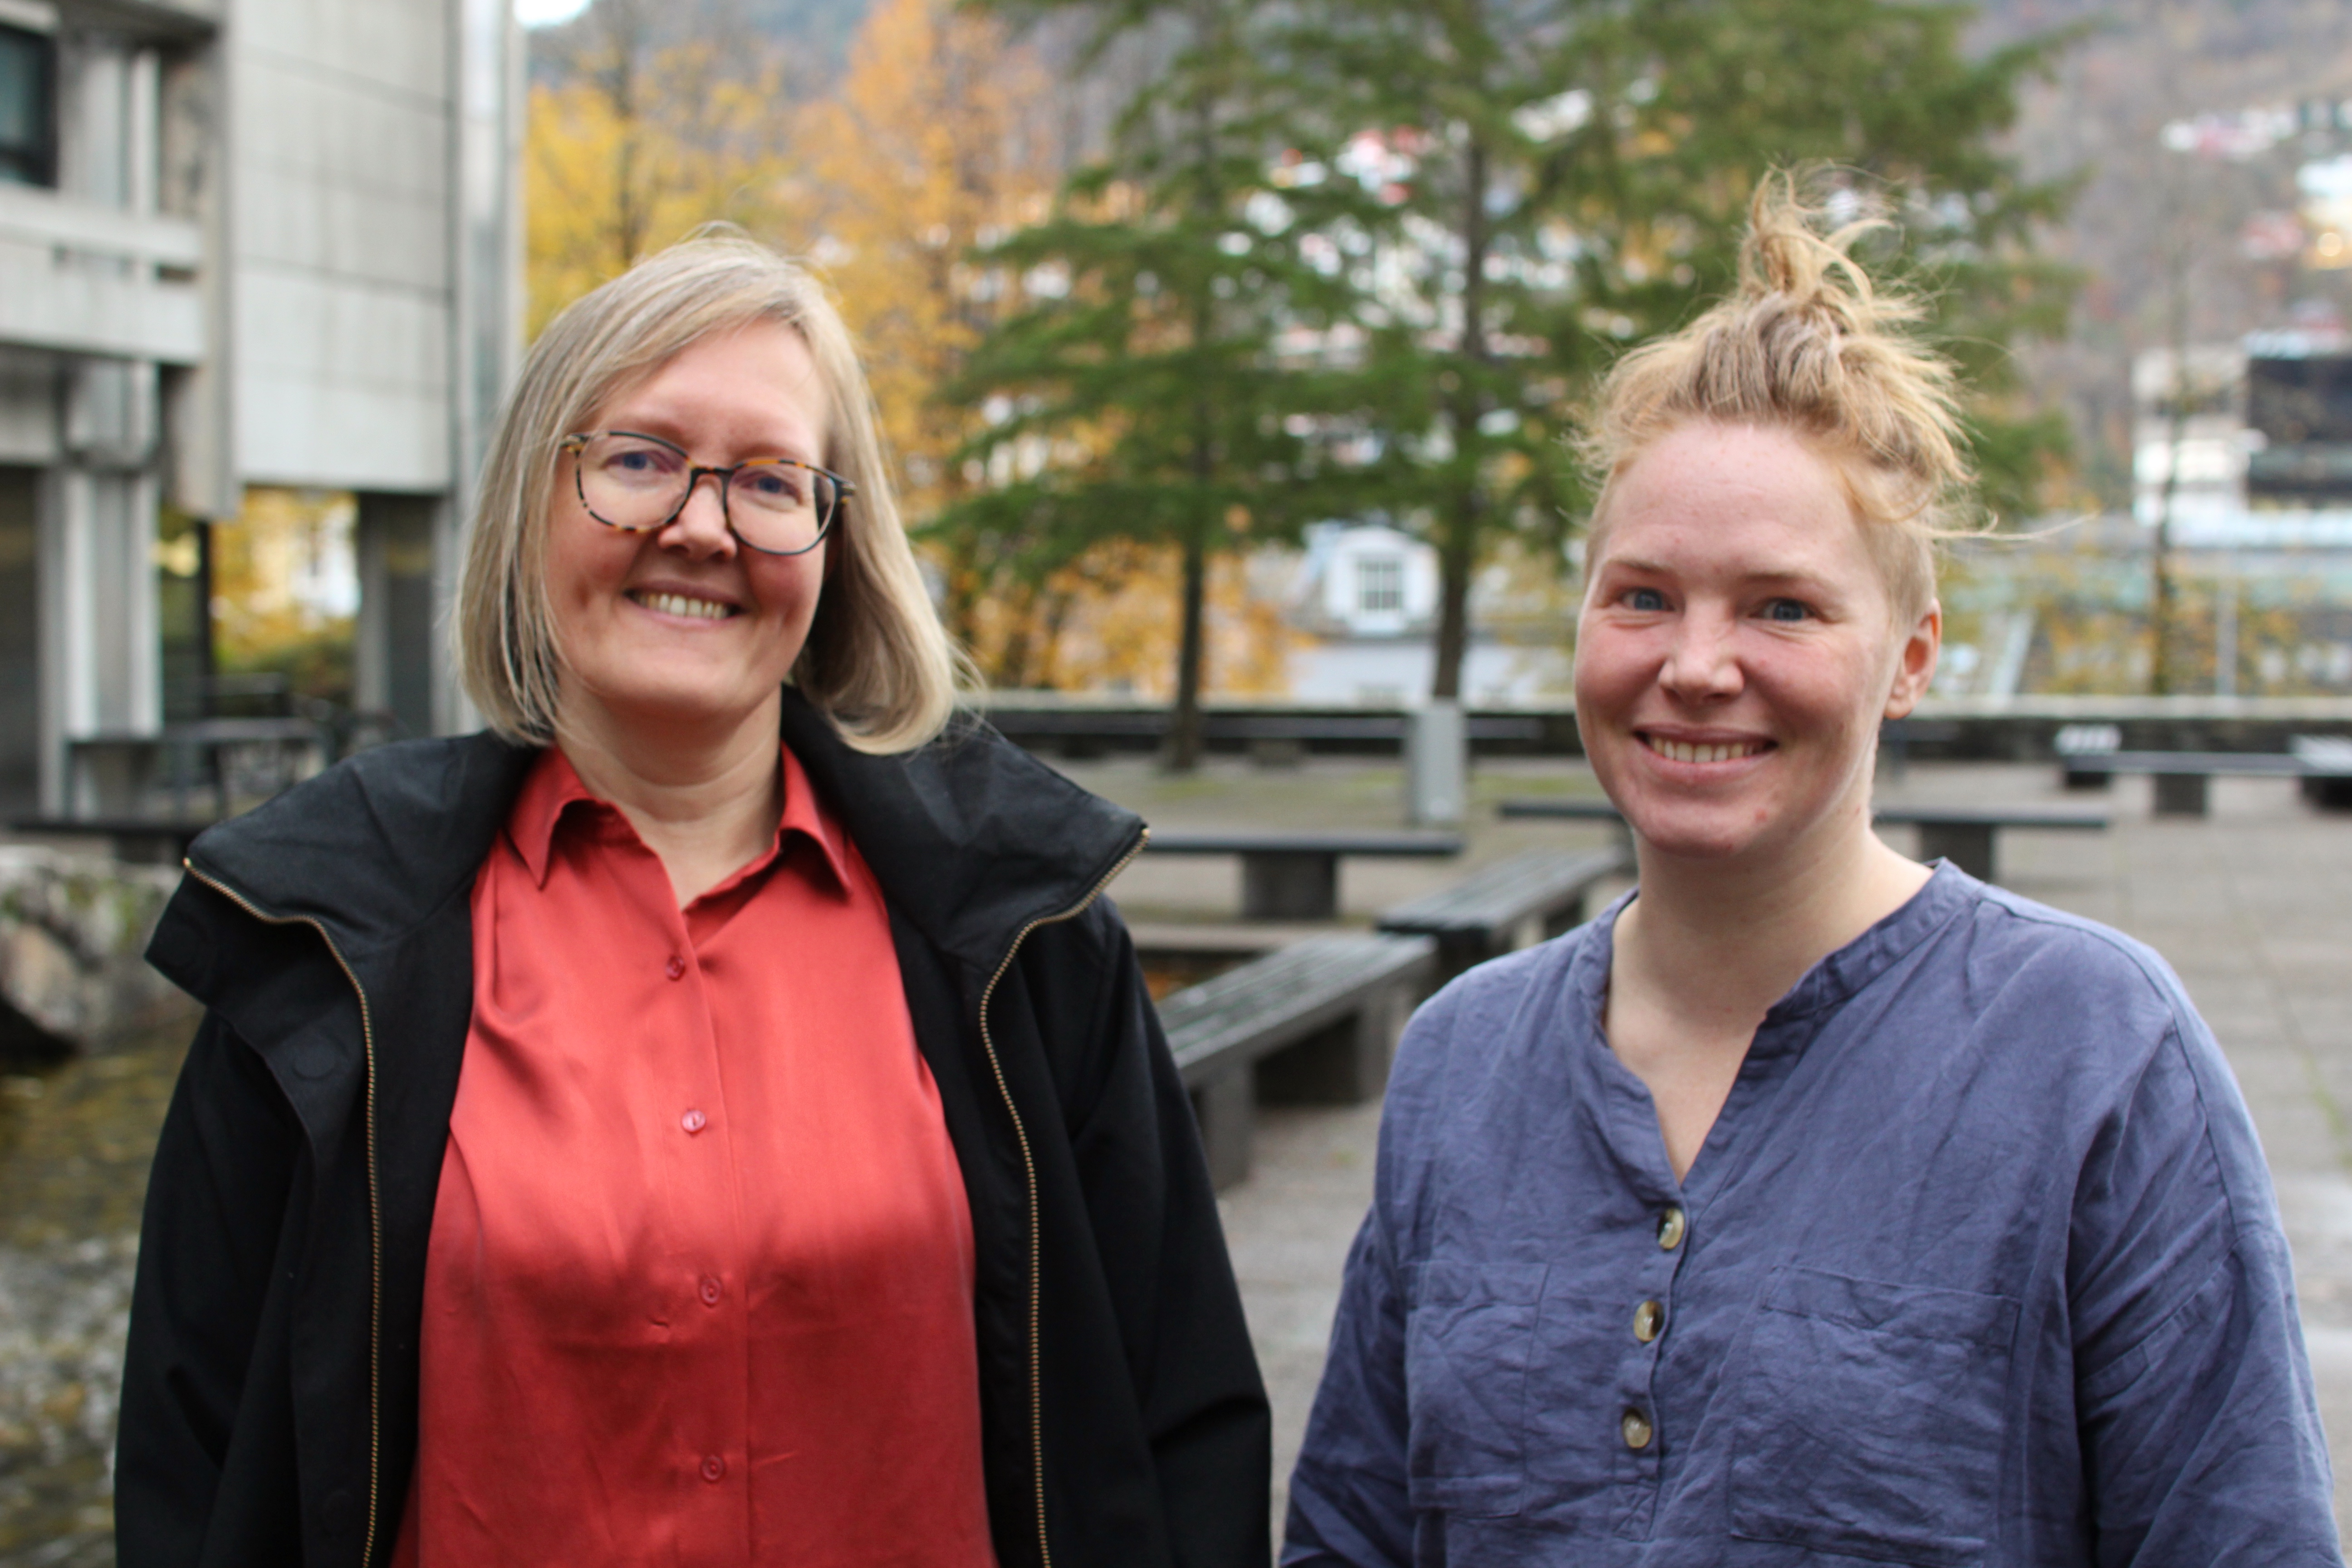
[943,0,1361,758]
[951,0,2083,708]
[1273,0,2082,693]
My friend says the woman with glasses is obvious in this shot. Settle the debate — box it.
[117,235,1270,1568]
[1283,181,2338,1566]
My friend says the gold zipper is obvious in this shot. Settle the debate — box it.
[184,860,385,1568]
[974,825,1148,1568]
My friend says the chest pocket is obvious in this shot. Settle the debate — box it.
[1726,1266,2018,1566]
[1403,1260,1548,1518]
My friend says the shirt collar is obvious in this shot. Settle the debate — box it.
[508,741,856,894]
[1575,860,1980,1052]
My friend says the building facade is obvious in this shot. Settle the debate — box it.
[0,0,519,817]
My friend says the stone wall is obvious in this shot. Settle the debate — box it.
[0,848,182,1057]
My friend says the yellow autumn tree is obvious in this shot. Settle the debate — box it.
[790,0,1061,674]
[526,0,797,335]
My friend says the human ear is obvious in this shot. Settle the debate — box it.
[1883,600,1941,720]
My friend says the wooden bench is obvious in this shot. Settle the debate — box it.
[1495,798,2109,883]
[2054,723,2123,789]
[2291,735,2352,811]
[1161,931,1436,1188]
[1378,847,1631,983]
[1145,828,1465,921]
[986,707,1546,760]
[64,718,327,819]
[2091,751,2318,817]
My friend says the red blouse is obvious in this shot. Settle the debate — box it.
[392,744,995,1567]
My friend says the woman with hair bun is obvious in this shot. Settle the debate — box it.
[1284,177,2339,1565]
[117,233,1269,1568]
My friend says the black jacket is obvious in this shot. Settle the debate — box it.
[117,696,1271,1568]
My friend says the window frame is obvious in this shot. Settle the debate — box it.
[1355,554,1405,617]
[0,20,56,189]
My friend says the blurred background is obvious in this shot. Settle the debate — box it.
[2,0,2350,809]
[6,0,2352,1560]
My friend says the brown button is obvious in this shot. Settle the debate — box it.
[1656,1206,1687,1251]
[699,1275,722,1307]
[681,1108,707,1134]
[665,954,687,980]
[700,1453,726,1483]
[1633,1299,1664,1343]
[1621,1407,1654,1450]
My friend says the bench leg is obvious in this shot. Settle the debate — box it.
[1241,852,1338,921]
[1189,1070,1255,1191]
[1259,980,1416,1106]
[1917,822,1996,883]
[2153,773,2209,818]
[2304,776,2352,812]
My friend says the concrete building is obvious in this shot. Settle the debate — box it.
[0,0,521,818]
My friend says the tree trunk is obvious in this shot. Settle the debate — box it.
[1167,524,1210,770]
[1433,128,1493,701]
[1167,36,1222,771]
[1431,511,1476,700]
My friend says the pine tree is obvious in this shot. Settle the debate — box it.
[946,0,1356,767]
[1280,0,2079,698]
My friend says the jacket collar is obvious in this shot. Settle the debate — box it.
[158,691,1144,1004]
[775,690,1146,975]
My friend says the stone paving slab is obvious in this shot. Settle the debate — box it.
[1054,757,2352,1548]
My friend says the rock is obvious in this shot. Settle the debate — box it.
[0,848,183,1056]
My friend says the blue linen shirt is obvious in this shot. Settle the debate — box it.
[1284,864,2340,1567]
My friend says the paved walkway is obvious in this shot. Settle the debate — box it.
[1061,754,2352,1544]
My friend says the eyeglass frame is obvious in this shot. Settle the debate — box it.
[558,430,856,558]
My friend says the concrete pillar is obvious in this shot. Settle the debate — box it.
[355,492,442,741]
[445,0,523,736]
[1407,698,1466,825]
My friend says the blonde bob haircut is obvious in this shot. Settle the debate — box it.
[456,231,962,754]
[1582,172,1977,626]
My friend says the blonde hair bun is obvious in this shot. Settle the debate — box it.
[1585,171,1978,620]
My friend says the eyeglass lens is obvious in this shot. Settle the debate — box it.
[574,433,838,554]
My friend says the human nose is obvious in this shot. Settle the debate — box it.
[657,470,740,559]
[1657,607,1743,702]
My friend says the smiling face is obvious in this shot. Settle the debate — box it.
[545,319,832,749]
[1574,421,1939,868]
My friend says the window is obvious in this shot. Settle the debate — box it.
[1356,555,1403,615]
[0,23,53,187]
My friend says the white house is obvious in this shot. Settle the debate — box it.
[0,0,521,817]
[1280,520,1573,706]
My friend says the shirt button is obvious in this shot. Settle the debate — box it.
[1633,1299,1665,1343]
[665,954,686,980]
[680,1108,707,1134]
[1656,1206,1687,1251]
[699,1275,722,1307]
[700,1454,726,1483]
[1621,1407,1654,1450]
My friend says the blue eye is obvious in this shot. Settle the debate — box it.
[1625,587,1666,611]
[1764,598,1810,622]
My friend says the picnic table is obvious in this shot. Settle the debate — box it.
[1495,797,2109,884]
[1161,931,1436,1187]
[1144,828,1465,921]
[2292,735,2352,810]
[1378,846,1631,983]
[2088,751,2329,817]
